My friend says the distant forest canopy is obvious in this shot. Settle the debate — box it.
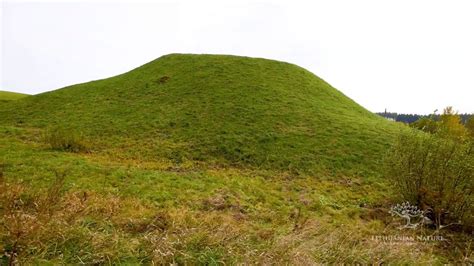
[376,111,473,124]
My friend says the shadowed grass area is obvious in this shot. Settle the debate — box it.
[0,54,404,175]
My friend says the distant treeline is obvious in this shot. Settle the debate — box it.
[376,112,473,124]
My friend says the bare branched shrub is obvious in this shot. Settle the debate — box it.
[384,130,474,230]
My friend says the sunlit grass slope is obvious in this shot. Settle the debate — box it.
[0,90,29,101]
[0,54,402,174]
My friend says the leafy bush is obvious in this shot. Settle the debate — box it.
[411,107,469,142]
[411,117,439,134]
[466,116,474,139]
[384,130,473,230]
[43,127,90,153]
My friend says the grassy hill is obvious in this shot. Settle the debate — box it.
[2,54,467,264]
[0,54,402,175]
[0,90,29,101]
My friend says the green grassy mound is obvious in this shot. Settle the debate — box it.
[0,54,402,174]
[0,90,29,101]
[0,55,468,264]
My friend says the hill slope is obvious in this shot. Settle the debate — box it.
[0,54,402,174]
[0,90,29,101]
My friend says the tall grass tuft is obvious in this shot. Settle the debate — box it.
[43,126,90,153]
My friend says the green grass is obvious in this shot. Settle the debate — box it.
[1,126,470,264]
[0,54,471,264]
[0,90,29,101]
[0,54,404,175]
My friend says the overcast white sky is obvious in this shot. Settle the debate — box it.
[1,0,473,114]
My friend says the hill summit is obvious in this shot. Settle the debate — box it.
[0,54,401,174]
